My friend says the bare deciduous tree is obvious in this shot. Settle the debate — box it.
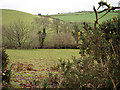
[34,16,50,48]
[60,22,72,33]
[34,16,50,30]
[2,19,31,48]
[52,19,61,34]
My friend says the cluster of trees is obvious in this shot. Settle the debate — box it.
[2,16,83,49]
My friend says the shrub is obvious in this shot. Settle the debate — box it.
[2,47,11,88]
[43,57,114,88]
[79,16,120,88]
[42,16,120,89]
[11,62,35,72]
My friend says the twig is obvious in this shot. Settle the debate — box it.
[97,1,110,10]
[108,73,116,90]
[93,6,98,25]
[58,78,64,88]
[109,39,117,56]
[94,1,120,25]
[97,9,108,13]
[98,9,110,20]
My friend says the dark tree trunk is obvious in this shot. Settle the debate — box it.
[56,25,58,34]
[40,28,46,48]
[17,33,21,48]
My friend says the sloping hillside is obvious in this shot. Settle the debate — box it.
[2,9,118,26]
[49,11,118,23]
[2,9,38,25]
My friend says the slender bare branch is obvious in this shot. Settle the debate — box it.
[98,10,110,20]
[93,1,120,27]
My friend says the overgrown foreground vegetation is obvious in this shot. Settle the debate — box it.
[42,12,120,88]
[2,49,80,88]
[2,1,120,89]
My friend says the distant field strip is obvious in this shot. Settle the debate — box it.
[6,49,80,69]
[50,12,118,23]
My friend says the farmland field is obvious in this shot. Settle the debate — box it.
[50,11,118,23]
[1,9,39,25]
[6,49,80,88]
[6,49,80,68]
[2,9,118,26]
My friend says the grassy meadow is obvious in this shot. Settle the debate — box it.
[2,9,118,26]
[6,49,80,68]
[2,9,38,25]
[6,49,80,88]
[49,11,118,23]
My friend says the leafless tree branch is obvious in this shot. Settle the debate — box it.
[93,1,120,30]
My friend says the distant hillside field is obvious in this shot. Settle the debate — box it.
[49,11,118,23]
[2,9,119,49]
[2,9,38,25]
[2,9,119,26]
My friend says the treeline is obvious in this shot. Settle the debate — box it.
[2,16,84,49]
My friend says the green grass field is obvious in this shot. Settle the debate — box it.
[2,9,118,26]
[6,49,80,88]
[50,11,118,23]
[7,49,80,68]
[2,9,38,25]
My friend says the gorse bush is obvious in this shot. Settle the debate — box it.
[43,16,120,88]
[79,16,120,88]
[43,56,117,88]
